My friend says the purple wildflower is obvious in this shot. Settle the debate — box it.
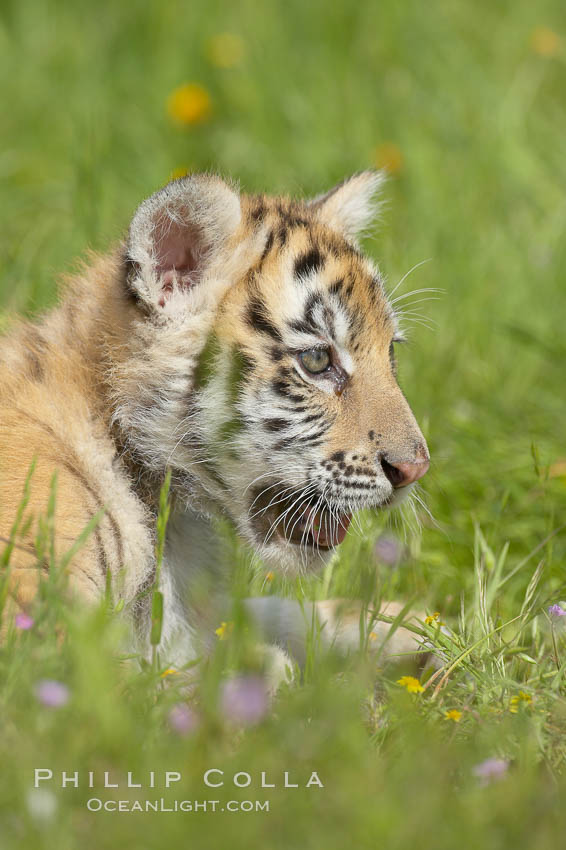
[472,758,509,786]
[168,703,199,736]
[220,675,269,726]
[548,604,566,618]
[374,533,404,567]
[15,612,34,630]
[26,789,58,821]
[35,680,70,709]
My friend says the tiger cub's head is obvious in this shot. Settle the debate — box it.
[122,172,429,573]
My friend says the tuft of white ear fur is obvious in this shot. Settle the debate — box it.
[308,170,385,243]
[126,174,241,309]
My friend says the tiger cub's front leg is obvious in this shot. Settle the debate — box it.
[244,597,429,669]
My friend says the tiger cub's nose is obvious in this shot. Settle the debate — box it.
[380,447,430,488]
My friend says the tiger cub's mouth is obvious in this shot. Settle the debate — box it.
[249,488,352,550]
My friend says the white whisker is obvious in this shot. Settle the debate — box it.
[387,259,433,299]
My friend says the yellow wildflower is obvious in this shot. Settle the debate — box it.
[530,27,561,57]
[215,621,234,640]
[373,142,403,175]
[265,571,275,582]
[160,668,178,678]
[369,631,378,642]
[425,612,445,626]
[169,166,190,182]
[445,709,462,723]
[206,33,245,69]
[167,83,212,125]
[549,460,566,479]
[397,675,424,694]
[510,691,533,713]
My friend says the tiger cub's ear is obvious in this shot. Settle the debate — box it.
[125,174,241,310]
[308,170,385,244]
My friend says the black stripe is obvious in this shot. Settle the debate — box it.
[262,418,290,432]
[276,203,309,229]
[270,345,284,362]
[304,292,323,325]
[26,351,44,382]
[277,224,289,246]
[59,459,125,571]
[260,229,275,261]
[123,255,143,305]
[273,437,296,451]
[309,175,351,208]
[349,308,364,334]
[271,379,288,397]
[249,200,266,222]
[270,380,305,403]
[288,319,313,335]
[23,328,48,382]
[294,248,324,280]
[296,426,330,443]
[247,297,283,342]
[93,525,111,577]
[201,460,229,491]
[278,366,306,388]
[300,412,325,425]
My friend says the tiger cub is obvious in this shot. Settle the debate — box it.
[0,172,429,671]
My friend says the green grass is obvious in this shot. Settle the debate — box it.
[2,0,566,846]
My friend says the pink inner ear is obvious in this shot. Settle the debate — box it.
[152,214,202,305]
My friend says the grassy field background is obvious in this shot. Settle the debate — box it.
[1,0,566,847]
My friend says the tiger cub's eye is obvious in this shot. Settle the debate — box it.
[298,348,331,374]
